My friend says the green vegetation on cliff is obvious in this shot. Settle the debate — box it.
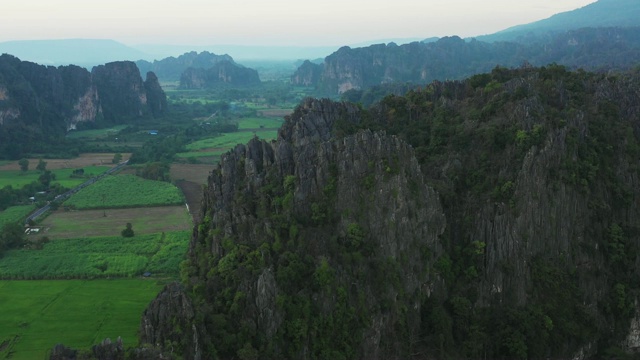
[152,64,640,359]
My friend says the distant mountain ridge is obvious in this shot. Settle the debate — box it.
[0,39,151,67]
[294,27,640,94]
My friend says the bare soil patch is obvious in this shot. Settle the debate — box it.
[0,153,131,171]
[35,206,191,239]
[176,180,204,223]
[170,163,213,185]
[259,109,293,117]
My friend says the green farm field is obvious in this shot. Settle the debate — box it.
[39,206,192,239]
[0,166,111,189]
[0,231,189,279]
[63,174,184,209]
[0,279,163,359]
[0,205,35,227]
[176,129,278,160]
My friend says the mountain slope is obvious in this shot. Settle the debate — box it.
[477,0,640,42]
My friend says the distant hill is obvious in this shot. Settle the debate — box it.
[179,60,261,89]
[0,39,151,68]
[476,0,640,43]
[136,51,262,87]
[136,51,235,82]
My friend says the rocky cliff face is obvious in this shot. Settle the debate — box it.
[290,60,322,86]
[0,56,102,131]
[298,28,640,94]
[142,98,446,358]
[140,66,640,359]
[0,55,166,155]
[91,61,150,120]
[179,60,261,89]
[139,283,201,360]
[0,55,168,158]
[143,71,168,117]
[69,86,100,130]
[365,66,640,358]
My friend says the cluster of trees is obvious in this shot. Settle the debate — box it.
[121,223,134,237]
[0,158,65,211]
[0,222,25,258]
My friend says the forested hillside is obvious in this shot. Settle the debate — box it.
[136,65,640,359]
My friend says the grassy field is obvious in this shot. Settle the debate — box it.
[0,166,111,189]
[0,231,189,279]
[0,205,35,227]
[0,279,163,359]
[63,174,184,210]
[38,206,192,239]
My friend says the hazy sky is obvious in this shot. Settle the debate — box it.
[2,0,597,46]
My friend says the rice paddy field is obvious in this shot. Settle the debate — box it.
[0,168,191,358]
[0,279,164,360]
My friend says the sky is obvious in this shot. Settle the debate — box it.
[1,0,597,46]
